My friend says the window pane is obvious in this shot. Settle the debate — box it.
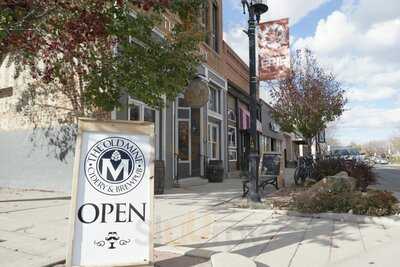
[228,110,236,121]
[211,2,219,52]
[144,108,156,122]
[213,142,218,159]
[129,104,140,121]
[229,150,237,161]
[178,109,190,119]
[178,97,188,107]
[228,127,236,147]
[212,126,217,141]
[178,121,189,161]
[208,87,220,113]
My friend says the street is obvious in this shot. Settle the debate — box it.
[372,165,400,193]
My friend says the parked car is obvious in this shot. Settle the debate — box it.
[364,156,376,167]
[331,147,363,162]
[374,157,389,165]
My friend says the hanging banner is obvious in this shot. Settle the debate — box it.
[258,18,290,81]
[66,118,154,267]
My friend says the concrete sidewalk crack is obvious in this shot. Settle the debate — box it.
[287,217,314,267]
[228,213,274,252]
[197,211,256,249]
[165,211,239,245]
[358,223,367,252]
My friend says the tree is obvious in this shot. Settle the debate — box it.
[0,0,205,160]
[270,49,346,153]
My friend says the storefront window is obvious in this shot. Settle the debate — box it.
[210,1,219,52]
[209,87,220,113]
[228,126,237,148]
[128,99,156,123]
[228,150,237,161]
[260,135,272,154]
[208,123,219,159]
[144,107,156,122]
[178,121,190,161]
[129,103,141,121]
[227,109,236,122]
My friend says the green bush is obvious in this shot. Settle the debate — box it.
[293,189,399,216]
[313,159,376,191]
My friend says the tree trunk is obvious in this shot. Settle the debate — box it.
[306,137,313,157]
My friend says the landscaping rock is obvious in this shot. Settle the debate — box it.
[310,173,357,194]
[335,171,349,178]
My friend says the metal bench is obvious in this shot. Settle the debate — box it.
[242,153,281,197]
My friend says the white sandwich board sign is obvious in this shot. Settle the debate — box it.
[67,119,154,267]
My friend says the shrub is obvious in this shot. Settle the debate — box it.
[313,159,376,191]
[293,189,399,216]
[348,161,377,192]
[313,159,345,180]
[351,190,399,216]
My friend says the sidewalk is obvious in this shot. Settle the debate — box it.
[1,176,400,267]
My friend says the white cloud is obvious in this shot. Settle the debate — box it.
[294,11,357,54]
[294,8,400,103]
[341,0,400,30]
[225,0,400,143]
[224,0,329,64]
[261,0,329,26]
[338,106,400,130]
[346,87,397,102]
[227,0,329,26]
[293,1,400,143]
[223,26,249,63]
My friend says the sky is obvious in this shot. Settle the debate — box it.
[223,0,400,145]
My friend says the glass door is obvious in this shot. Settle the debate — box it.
[208,122,219,160]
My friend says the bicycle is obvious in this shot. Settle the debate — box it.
[294,155,316,185]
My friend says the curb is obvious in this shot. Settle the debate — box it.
[0,196,71,203]
[277,210,400,226]
[228,207,400,226]
[42,259,66,267]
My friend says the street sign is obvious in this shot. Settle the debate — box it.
[67,118,154,267]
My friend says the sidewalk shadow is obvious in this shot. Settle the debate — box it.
[155,254,209,267]
[178,214,359,259]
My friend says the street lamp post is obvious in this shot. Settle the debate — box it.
[241,0,269,203]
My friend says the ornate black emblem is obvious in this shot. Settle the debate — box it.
[94,232,132,249]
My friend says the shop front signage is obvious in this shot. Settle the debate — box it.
[67,118,154,267]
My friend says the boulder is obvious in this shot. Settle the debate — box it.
[335,171,350,178]
[304,178,317,187]
[310,173,357,194]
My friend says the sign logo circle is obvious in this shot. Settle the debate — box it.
[84,137,146,195]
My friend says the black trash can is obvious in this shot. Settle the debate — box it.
[206,160,224,183]
[154,160,165,195]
